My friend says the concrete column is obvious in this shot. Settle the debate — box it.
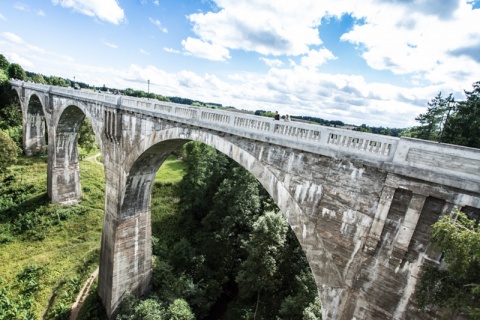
[391,193,426,261]
[364,185,396,254]
[98,207,152,318]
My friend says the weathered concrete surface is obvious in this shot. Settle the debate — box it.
[10,80,480,319]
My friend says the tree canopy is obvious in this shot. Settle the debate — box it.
[407,81,480,149]
[0,130,20,173]
[416,210,480,318]
[7,63,26,80]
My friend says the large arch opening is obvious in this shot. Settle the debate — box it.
[106,127,326,319]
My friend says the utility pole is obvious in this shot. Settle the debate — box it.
[147,79,150,99]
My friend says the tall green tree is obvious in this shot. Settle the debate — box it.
[31,73,46,84]
[410,93,453,141]
[0,130,20,173]
[7,63,26,80]
[78,118,97,153]
[416,210,480,318]
[442,81,480,148]
[236,211,288,319]
[0,54,9,71]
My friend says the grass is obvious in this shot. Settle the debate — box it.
[155,155,186,184]
[0,152,186,318]
[0,155,105,319]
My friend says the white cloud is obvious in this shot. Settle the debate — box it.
[52,0,125,25]
[187,0,326,56]
[102,39,118,49]
[260,57,283,67]
[339,0,480,88]
[37,10,46,16]
[149,17,168,33]
[0,13,6,21]
[140,49,150,55]
[164,47,181,54]
[300,48,337,70]
[5,52,34,68]
[181,37,231,61]
[154,0,159,5]
[14,3,29,11]
[1,32,23,44]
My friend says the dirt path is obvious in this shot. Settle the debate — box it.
[69,153,102,319]
[69,267,99,320]
[84,152,102,165]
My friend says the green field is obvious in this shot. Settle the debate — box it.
[0,153,186,319]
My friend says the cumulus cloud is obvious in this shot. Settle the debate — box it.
[181,37,231,61]
[300,48,337,70]
[37,9,46,16]
[186,0,326,56]
[260,58,284,67]
[339,0,480,88]
[52,0,125,25]
[140,49,150,55]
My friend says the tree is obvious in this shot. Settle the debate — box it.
[442,81,480,148]
[0,54,9,71]
[7,63,26,80]
[0,130,20,173]
[416,210,480,318]
[165,299,195,320]
[78,118,97,153]
[236,211,288,318]
[31,73,46,84]
[410,93,453,141]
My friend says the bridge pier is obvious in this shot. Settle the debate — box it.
[98,207,152,318]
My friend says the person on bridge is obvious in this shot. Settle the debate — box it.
[274,111,280,120]
[284,114,290,122]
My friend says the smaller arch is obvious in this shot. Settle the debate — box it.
[48,104,89,203]
[23,93,48,155]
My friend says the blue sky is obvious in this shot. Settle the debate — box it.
[1,0,480,127]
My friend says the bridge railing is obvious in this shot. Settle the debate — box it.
[11,80,400,162]
[117,95,400,162]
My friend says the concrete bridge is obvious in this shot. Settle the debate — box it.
[9,79,480,319]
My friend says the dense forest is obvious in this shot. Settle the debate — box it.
[1,53,480,319]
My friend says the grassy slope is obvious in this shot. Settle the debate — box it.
[0,153,185,318]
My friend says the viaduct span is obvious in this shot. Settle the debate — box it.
[9,80,480,319]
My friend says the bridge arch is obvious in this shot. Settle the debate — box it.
[11,90,49,156]
[48,101,104,203]
[99,126,343,317]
